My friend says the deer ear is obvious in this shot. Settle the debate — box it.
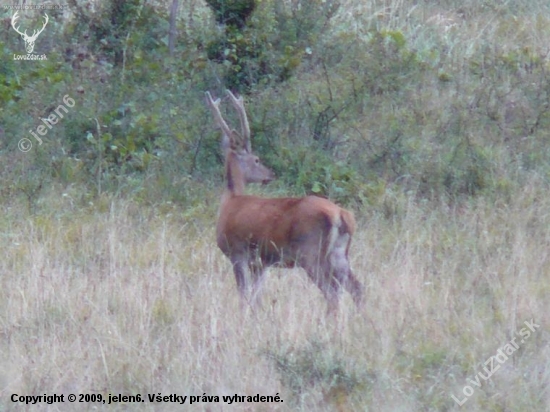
[229,130,245,152]
[220,133,231,155]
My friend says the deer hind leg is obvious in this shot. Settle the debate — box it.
[248,261,266,308]
[331,259,364,309]
[322,268,342,315]
[344,268,364,309]
[327,234,364,309]
[299,251,342,315]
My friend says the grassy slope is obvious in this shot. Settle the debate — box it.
[0,180,548,411]
[1,0,550,411]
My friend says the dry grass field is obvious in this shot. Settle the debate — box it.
[0,177,548,411]
[2,0,550,410]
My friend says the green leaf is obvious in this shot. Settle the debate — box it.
[311,181,323,193]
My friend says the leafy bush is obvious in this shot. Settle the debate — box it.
[67,0,167,67]
[206,0,340,92]
[205,0,256,28]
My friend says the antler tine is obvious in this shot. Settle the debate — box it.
[205,91,249,154]
[226,90,251,153]
[205,91,234,151]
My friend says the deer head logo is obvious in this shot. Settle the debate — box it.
[11,11,49,54]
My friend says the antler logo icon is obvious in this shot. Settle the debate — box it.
[11,11,49,54]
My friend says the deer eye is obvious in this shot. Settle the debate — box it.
[255,158,259,164]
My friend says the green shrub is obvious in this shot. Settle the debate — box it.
[205,0,339,92]
[264,340,372,406]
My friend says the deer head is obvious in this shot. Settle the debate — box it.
[205,90,275,189]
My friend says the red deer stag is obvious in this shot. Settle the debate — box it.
[205,90,364,314]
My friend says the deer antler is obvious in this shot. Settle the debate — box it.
[226,90,251,153]
[205,92,230,136]
[205,91,236,154]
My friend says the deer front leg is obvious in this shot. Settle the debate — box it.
[230,255,249,310]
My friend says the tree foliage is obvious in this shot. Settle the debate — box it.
[1,0,550,208]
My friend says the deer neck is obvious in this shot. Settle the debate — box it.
[224,151,246,196]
